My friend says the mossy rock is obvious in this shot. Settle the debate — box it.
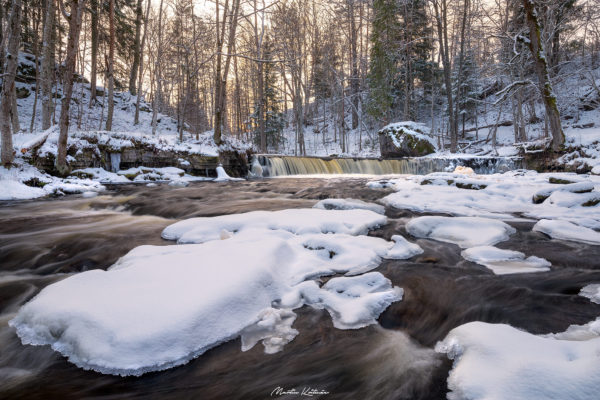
[455,182,487,190]
[549,177,576,184]
[379,123,435,158]
[583,198,600,207]
[16,87,30,99]
[532,194,549,204]
[23,177,47,188]
[70,171,94,179]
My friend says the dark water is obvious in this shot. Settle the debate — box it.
[1,178,600,400]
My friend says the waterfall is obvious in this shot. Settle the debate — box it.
[257,155,522,177]
[110,153,122,173]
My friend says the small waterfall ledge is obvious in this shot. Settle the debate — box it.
[256,155,524,177]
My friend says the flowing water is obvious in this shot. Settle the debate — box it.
[1,178,600,400]
[257,155,523,176]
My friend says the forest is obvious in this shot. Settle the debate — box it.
[1,0,599,168]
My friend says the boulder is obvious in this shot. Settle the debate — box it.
[378,122,436,158]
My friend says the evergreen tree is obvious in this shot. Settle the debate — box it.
[452,49,479,130]
[366,0,401,124]
[252,38,285,150]
[367,0,432,124]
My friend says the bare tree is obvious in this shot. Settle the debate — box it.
[41,0,56,129]
[213,0,242,145]
[0,0,22,166]
[56,0,87,174]
[105,0,115,130]
[523,0,565,151]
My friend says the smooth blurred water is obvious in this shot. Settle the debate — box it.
[1,178,599,399]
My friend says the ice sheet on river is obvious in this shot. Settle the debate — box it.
[406,216,515,248]
[10,209,412,376]
[162,208,388,244]
[378,171,600,228]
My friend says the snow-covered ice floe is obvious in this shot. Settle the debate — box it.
[10,208,416,376]
[162,208,388,244]
[461,246,550,275]
[533,219,600,245]
[406,216,515,248]
[313,198,386,214]
[378,170,600,228]
[435,321,600,400]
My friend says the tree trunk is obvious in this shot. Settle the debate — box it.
[134,0,151,125]
[349,0,359,130]
[89,0,98,105]
[41,0,55,130]
[129,0,143,95]
[433,0,457,152]
[151,0,164,135]
[105,0,115,130]
[56,0,86,175]
[523,0,565,151]
[0,0,22,166]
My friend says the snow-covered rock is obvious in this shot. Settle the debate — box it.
[378,121,436,158]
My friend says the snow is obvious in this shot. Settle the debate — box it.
[161,209,388,244]
[214,165,243,182]
[406,216,516,248]
[280,272,403,330]
[387,235,424,259]
[580,284,600,305]
[435,321,600,400]
[533,219,600,245]
[0,180,46,200]
[380,171,600,228]
[381,121,438,150]
[313,198,385,214]
[10,208,403,376]
[461,246,551,275]
[0,161,106,200]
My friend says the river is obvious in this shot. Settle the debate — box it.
[1,178,600,399]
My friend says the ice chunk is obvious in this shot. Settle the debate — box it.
[406,216,516,248]
[214,165,243,182]
[11,217,401,376]
[283,273,403,330]
[461,246,550,275]
[580,284,600,305]
[162,209,387,244]
[387,235,424,259]
[533,219,600,245]
[313,198,385,214]
[240,308,298,354]
[436,321,600,400]
[10,236,295,376]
